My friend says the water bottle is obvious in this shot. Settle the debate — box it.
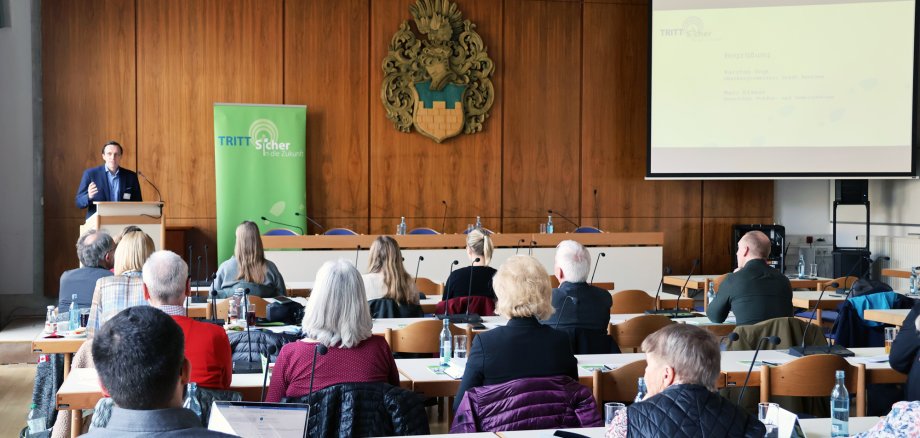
[68,295,80,332]
[475,216,482,229]
[910,267,919,296]
[229,290,242,323]
[397,217,407,235]
[830,370,849,437]
[27,403,46,433]
[634,377,647,403]
[183,382,202,419]
[439,319,452,367]
[546,215,554,234]
[707,281,716,305]
[44,305,56,333]
[797,253,806,278]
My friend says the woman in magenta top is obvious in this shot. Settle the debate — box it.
[266,259,399,402]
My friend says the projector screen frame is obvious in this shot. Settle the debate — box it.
[645,0,920,180]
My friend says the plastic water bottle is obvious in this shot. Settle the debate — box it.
[397,217,407,235]
[44,305,56,334]
[546,215,554,234]
[27,403,46,433]
[707,282,716,305]
[634,377,647,403]
[797,253,806,279]
[439,319,452,367]
[830,370,849,437]
[910,267,918,296]
[68,295,80,332]
[475,216,482,229]
[183,382,202,419]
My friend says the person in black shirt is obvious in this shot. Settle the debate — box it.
[443,228,497,301]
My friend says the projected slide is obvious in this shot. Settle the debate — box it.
[649,0,916,176]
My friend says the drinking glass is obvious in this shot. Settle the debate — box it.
[539,223,546,234]
[454,335,468,359]
[79,308,90,328]
[809,263,818,279]
[604,402,626,426]
[758,402,779,438]
[885,327,899,354]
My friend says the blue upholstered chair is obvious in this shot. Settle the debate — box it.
[409,227,440,235]
[324,228,359,235]
[264,228,299,236]
[574,226,603,233]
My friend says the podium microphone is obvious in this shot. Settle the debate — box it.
[528,240,537,256]
[590,252,606,284]
[233,288,263,373]
[463,258,482,322]
[547,209,579,229]
[789,282,854,357]
[438,260,460,320]
[137,171,162,203]
[515,239,526,255]
[304,342,328,434]
[737,336,781,404]
[354,245,361,266]
[648,266,672,313]
[672,259,700,318]
[440,200,448,233]
[260,216,304,235]
[202,244,210,287]
[414,256,424,282]
[194,256,203,288]
[294,212,324,234]
[593,189,601,229]
[554,296,578,329]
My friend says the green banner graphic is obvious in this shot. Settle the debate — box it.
[214,104,307,263]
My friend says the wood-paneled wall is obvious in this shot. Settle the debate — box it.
[41,0,772,295]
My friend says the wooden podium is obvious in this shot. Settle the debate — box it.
[79,201,165,250]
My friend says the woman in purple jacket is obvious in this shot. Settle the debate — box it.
[453,255,578,410]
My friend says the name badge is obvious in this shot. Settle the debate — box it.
[123,193,131,200]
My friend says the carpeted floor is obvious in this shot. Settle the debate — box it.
[0,363,36,437]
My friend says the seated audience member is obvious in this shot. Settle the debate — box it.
[363,235,421,303]
[212,221,286,298]
[443,228,497,301]
[265,259,399,402]
[143,250,232,390]
[607,324,765,438]
[454,255,578,410]
[890,300,920,401]
[59,229,115,310]
[540,240,612,331]
[854,402,920,437]
[84,306,237,437]
[86,230,155,337]
[707,230,792,325]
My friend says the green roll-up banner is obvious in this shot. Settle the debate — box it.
[214,104,307,263]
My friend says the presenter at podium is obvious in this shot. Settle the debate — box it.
[75,140,143,218]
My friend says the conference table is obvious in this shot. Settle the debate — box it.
[881,267,912,279]
[664,275,833,293]
[494,418,883,437]
[863,308,911,326]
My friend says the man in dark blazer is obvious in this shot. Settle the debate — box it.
[75,141,142,218]
[707,230,793,325]
[541,240,612,331]
[889,300,920,401]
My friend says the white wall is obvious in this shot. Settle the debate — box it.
[0,0,50,323]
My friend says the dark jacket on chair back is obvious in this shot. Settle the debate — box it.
[628,384,765,438]
[890,301,920,401]
[282,382,429,437]
[369,298,424,319]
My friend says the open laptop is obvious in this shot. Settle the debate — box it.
[208,401,310,438]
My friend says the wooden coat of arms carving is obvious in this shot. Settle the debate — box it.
[381,0,495,143]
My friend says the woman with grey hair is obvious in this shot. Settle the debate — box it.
[605,324,764,438]
[264,259,398,402]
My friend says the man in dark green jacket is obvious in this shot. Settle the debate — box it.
[707,231,793,325]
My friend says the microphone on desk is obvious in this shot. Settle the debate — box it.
[234,288,263,373]
[203,244,209,287]
[720,331,740,346]
[590,252,606,284]
[186,244,193,272]
[261,216,304,235]
[440,200,448,233]
[554,296,578,330]
[737,335,781,404]
[439,260,461,320]
[671,259,700,317]
[195,256,203,288]
[593,189,601,229]
[304,342,328,434]
[528,240,537,256]
[203,283,225,327]
[294,211,324,234]
[137,171,163,203]
[515,239,526,255]
[548,209,579,229]
[462,258,483,323]
[355,245,361,266]
[647,266,672,313]
[789,282,853,357]
[414,256,424,282]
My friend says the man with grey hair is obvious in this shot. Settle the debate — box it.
[143,250,232,389]
[540,240,613,352]
[58,229,115,310]
[605,324,765,437]
[707,230,793,325]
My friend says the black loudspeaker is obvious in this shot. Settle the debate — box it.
[0,0,9,29]
[833,249,870,278]
[835,180,868,204]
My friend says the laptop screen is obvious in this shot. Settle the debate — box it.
[208,401,310,438]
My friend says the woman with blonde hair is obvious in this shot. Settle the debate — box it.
[265,259,399,401]
[364,236,418,302]
[453,255,577,409]
[86,230,156,337]
[443,227,497,301]
[212,220,286,298]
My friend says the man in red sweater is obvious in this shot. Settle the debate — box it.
[142,250,232,390]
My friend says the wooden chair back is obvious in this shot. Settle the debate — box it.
[414,277,443,296]
[383,319,472,354]
[591,282,615,291]
[760,354,866,416]
[592,359,648,413]
[608,315,673,352]
[610,289,656,314]
[287,288,311,298]
[817,276,859,292]
[215,296,269,320]
[549,275,560,288]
